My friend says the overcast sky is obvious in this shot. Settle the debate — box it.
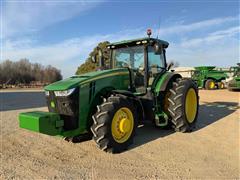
[1,0,239,78]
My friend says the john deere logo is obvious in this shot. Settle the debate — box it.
[50,101,55,108]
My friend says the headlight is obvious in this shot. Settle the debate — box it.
[54,88,76,97]
[45,91,50,96]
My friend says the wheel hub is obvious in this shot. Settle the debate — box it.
[119,118,131,133]
[111,107,134,143]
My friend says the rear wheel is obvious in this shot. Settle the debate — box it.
[168,78,199,132]
[91,94,137,153]
[205,79,216,90]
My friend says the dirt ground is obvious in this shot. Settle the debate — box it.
[0,89,239,179]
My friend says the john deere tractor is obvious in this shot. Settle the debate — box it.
[19,32,199,153]
[192,66,228,90]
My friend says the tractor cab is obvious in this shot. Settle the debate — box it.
[107,37,169,94]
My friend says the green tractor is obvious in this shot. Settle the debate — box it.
[192,66,228,90]
[227,63,240,91]
[19,32,199,153]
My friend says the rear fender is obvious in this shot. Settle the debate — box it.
[154,72,182,94]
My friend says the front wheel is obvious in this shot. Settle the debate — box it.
[205,79,216,90]
[91,94,137,153]
[168,78,199,132]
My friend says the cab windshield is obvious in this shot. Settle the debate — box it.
[113,46,144,69]
[112,45,165,71]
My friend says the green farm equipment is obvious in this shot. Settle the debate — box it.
[19,31,199,153]
[192,66,228,90]
[227,64,240,91]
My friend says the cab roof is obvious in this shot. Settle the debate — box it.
[108,37,169,48]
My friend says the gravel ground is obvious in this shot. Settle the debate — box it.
[0,89,239,179]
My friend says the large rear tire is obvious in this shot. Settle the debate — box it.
[91,94,137,153]
[168,78,199,132]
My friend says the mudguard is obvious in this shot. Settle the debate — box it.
[153,72,182,94]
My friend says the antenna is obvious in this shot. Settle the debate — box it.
[156,16,161,39]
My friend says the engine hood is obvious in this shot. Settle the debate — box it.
[206,71,228,80]
[44,68,129,91]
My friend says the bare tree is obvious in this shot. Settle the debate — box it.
[0,59,62,85]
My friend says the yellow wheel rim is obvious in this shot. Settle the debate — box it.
[185,88,197,123]
[220,83,224,89]
[209,81,215,89]
[111,107,134,143]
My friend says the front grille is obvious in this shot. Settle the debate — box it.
[46,88,79,130]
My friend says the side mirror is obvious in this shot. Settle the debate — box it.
[97,49,104,68]
[91,55,96,63]
[98,48,103,61]
[153,43,163,55]
[167,62,174,71]
[91,48,103,65]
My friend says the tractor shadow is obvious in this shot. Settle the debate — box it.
[129,101,239,151]
[194,101,239,131]
[0,91,46,111]
[131,123,173,149]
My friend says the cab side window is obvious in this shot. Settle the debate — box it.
[148,46,165,85]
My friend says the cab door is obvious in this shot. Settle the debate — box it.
[112,45,146,93]
[147,46,166,86]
